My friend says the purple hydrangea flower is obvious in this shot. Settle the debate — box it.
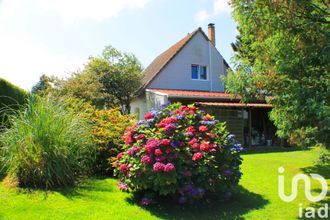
[140,197,152,206]
[128,146,140,156]
[164,123,176,133]
[180,184,194,194]
[178,196,187,204]
[171,141,181,148]
[183,170,192,177]
[223,169,234,177]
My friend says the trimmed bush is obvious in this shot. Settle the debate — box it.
[114,103,243,204]
[0,78,28,128]
[0,96,95,189]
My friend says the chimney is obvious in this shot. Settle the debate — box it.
[208,23,215,46]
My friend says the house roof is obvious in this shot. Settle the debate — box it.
[146,89,239,100]
[141,28,210,88]
[196,102,272,108]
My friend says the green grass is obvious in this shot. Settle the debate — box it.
[0,147,328,220]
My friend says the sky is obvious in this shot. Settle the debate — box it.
[0,0,237,90]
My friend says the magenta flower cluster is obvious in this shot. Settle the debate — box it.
[114,103,242,204]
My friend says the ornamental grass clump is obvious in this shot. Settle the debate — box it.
[114,103,243,204]
[0,96,95,189]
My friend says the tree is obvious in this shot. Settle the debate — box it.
[58,70,112,109]
[96,46,143,114]
[224,0,329,147]
[31,74,57,95]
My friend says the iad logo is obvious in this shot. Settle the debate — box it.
[278,167,328,202]
[278,167,329,219]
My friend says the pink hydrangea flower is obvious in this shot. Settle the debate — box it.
[192,152,203,161]
[200,142,210,151]
[188,138,198,146]
[145,139,158,154]
[136,134,146,140]
[144,112,153,119]
[116,152,123,159]
[141,155,153,165]
[125,135,134,145]
[154,149,163,156]
[160,139,171,146]
[199,126,208,133]
[164,163,175,172]
[153,162,165,172]
[117,182,128,191]
[120,164,129,172]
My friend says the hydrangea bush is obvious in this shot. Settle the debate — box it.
[113,103,243,204]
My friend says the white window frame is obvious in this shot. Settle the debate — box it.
[191,64,208,81]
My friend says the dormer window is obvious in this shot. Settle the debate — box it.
[191,64,207,80]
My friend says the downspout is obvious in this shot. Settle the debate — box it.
[208,41,213,92]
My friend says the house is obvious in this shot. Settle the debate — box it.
[131,24,278,147]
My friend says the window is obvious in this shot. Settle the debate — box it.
[191,65,198,79]
[191,64,207,80]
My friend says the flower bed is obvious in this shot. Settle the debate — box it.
[113,103,243,204]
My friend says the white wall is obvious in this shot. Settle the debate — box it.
[130,96,147,120]
[148,31,227,92]
[146,90,168,110]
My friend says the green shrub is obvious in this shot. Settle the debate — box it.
[0,96,95,189]
[91,108,136,175]
[0,78,28,128]
[114,103,243,204]
[61,97,136,176]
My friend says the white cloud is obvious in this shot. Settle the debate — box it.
[213,0,231,14]
[194,0,232,23]
[195,10,211,23]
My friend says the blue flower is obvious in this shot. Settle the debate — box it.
[137,120,146,125]
[200,120,218,125]
[227,134,235,140]
[176,115,184,120]
[171,141,181,148]
[150,110,161,117]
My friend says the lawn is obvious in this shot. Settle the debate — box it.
[0,147,328,220]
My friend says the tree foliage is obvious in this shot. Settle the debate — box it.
[45,45,143,113]
[225,0,330,147]
[98,46,143,114]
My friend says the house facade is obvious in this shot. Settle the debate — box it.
[131,24,277,147]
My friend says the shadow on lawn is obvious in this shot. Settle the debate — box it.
[242,146,305,155]
[58,177,115,199]
[300,162,330,220]
[127,186,269,220]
